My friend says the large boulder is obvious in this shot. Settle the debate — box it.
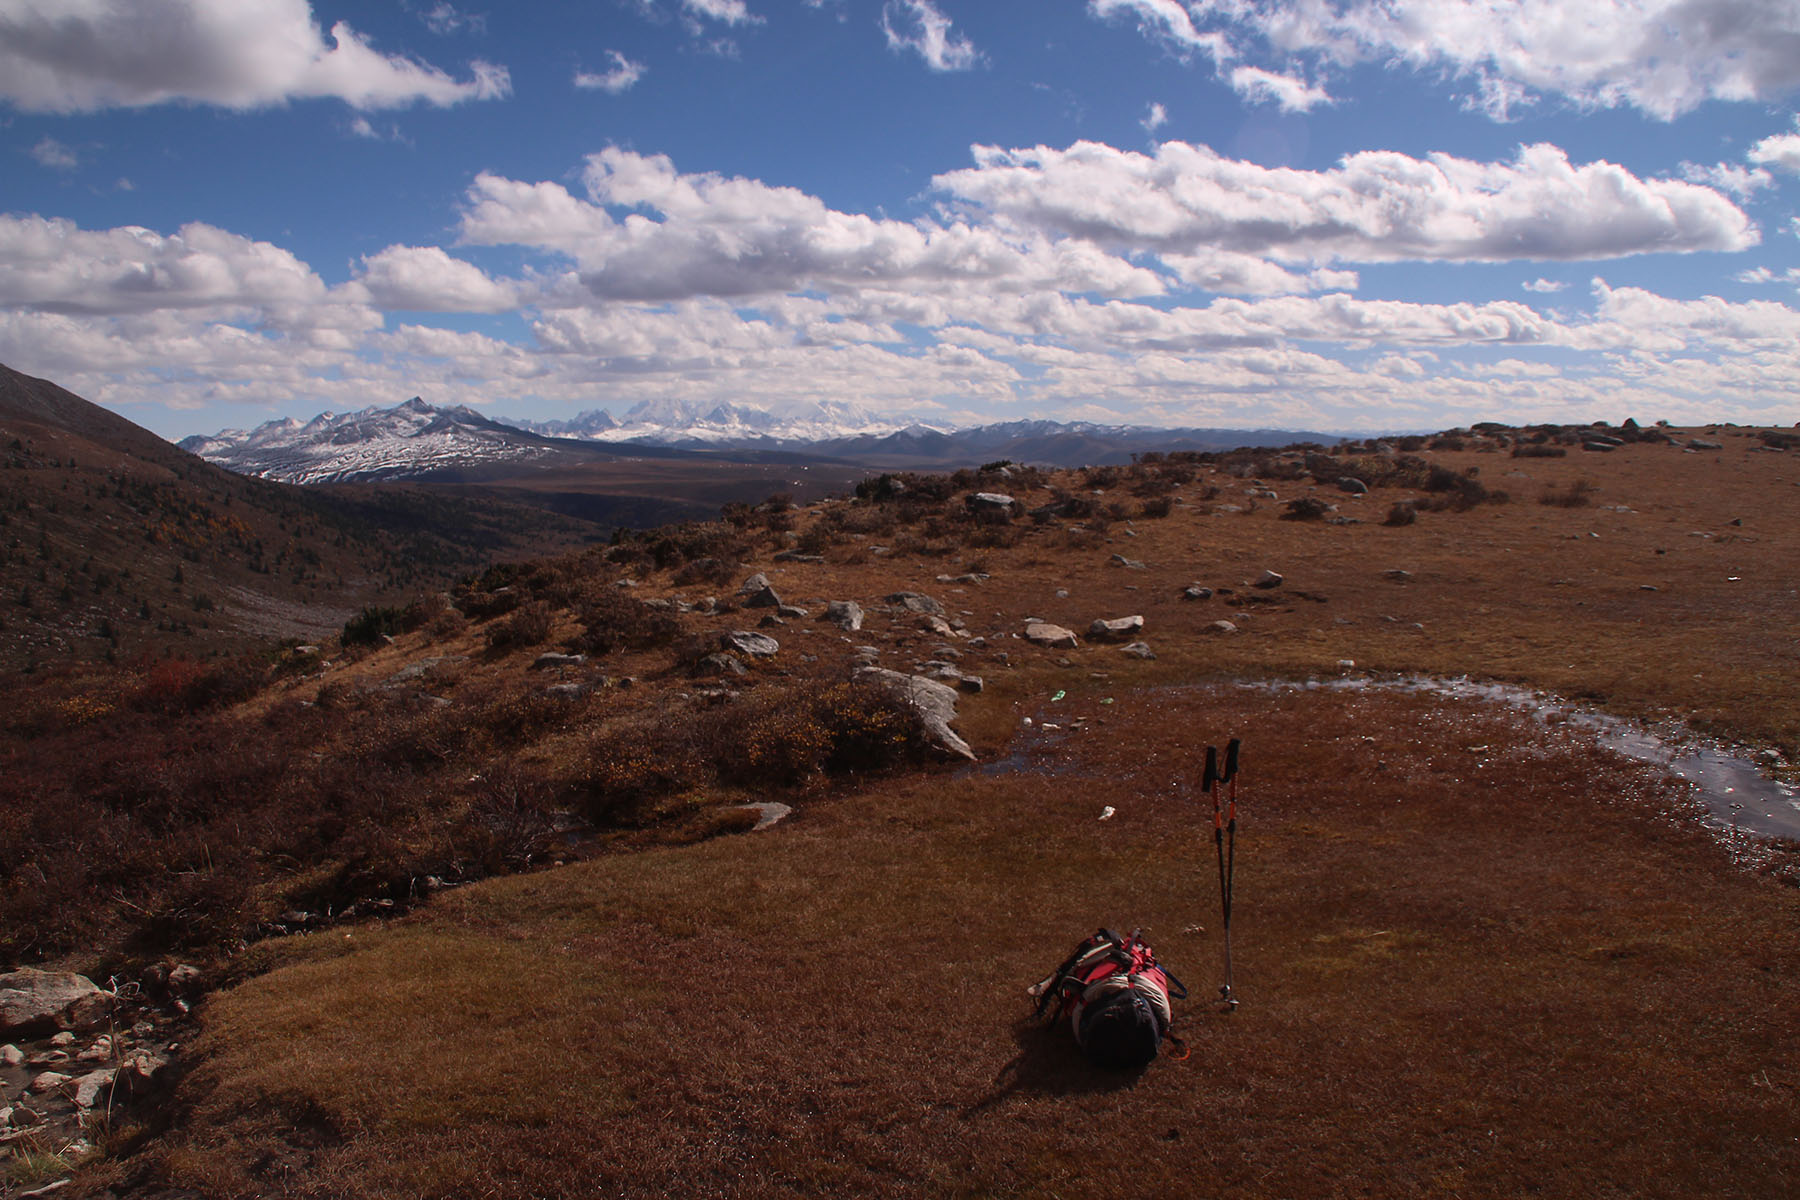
[854,668,974,760]
[967,492,1017,514]
[719,630,780,658]
[821,600,864,631]
[735,573,782,609]
[1025,621,1080,649]
[0,971,112,1038]
[886,591,944,616]
[1088,615,1145,641]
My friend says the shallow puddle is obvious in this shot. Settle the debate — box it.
[1260,675,1800,843]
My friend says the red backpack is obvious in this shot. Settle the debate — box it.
[1029,929,1187,1068]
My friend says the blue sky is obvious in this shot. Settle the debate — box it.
[5,0,1800,440]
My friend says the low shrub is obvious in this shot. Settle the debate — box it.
[486,602,553,652]
[1384,500,1418,526]
[1540,479,1597,508]
[342,605,408,647]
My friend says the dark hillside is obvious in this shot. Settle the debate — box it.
[0,366,601,671]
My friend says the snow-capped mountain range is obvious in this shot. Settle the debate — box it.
[181,396,1329,484]
[178,398,568,485]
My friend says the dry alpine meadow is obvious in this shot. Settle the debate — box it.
[5,423,1799,1199]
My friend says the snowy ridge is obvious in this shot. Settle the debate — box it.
[179,397,553,485]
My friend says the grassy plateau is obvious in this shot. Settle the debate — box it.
[6,423,1798,1198]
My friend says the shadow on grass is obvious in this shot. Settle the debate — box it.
[964,1016,1149,1115]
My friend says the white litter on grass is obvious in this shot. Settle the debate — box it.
[1099,806,1116,820]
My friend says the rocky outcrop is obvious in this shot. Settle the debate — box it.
[0,971,111,1039]
[854,668,975,760]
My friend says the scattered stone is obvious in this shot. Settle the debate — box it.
[543,683,589,699]
[29,1071,72,1095]
[0,971,111,1038]
[1109,554,1147,569]
[74,1036,112,1065]
[720,630,780,658]
[530,652,586,671]
[821,600,864,631]
[1181,584,1213,601]
[695,653,747,678]
[72,1069,115,1110]
[757,614,785,629]
[1251,570,1284,590]
[967,492,1017,514]
[854,668,975,760]
[384,655,468,686]
[48,1032,73,1048]
[736,573,782,609]
[886,591,944,615]
[1088,615,1146,641]
[0,1044,21,1067]
[1204,620,1240,635]
[614,578,639,589]
[776,604,809,619]
[936,572,991,584]
[1689,438,1723,450]
[1382,569,1413,581]
[1121,641,1156,660]
[919,615,957,638]
[1336,477,1369,494]
[1581,441,1616,453]
[772,551,825,563]
[957,675,985,693]
[1025,621,1080,649]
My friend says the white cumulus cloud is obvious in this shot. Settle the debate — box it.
[934,140,1756,265]
[0,0,510,112]
[575,51,646,94]
[1099,0,1800,121]
[1227,65,1332,112]
[881,0,982,72]
[352,245,521,313]
[28,135,78,170]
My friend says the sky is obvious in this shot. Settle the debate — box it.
[5,0,1800,441]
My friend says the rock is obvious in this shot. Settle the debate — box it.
[821,600,864,631]
[886,591,944,616]
[29,1071,72,1094]
[695,653,747,678]
[936,572,990,584]
[1204,620,1239,635]
[530,652,586,671]
[1024,621,1080,649]
[757,614,785,629]
[720,630,780,658]
[771,551,824,563]
[120,1048,169,1082]
[0,1044,21,1066]
[1181,584,1213,601]
[1251,570,1284,590]
[919,615,957,638]
[1336,477,1369,494]
[735,573,782,609]
[1109,554,1147,569]
[1688,438,1723,450]
[74,1036,112,1065]
[1121,641,1156,660]
[967,492,1017,514]
[1382,569,1413,581]
[854,668,975,760]
[0,971,111,1038]
[1088,615,1145,641]
[957,675,985,693]
[1581,441,1615,452]
[72,1069,115,1110]
[544,683,589,699]
[776,605,809,619]
[384,655,467,686]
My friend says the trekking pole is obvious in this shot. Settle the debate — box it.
[1205,739,1241,1010]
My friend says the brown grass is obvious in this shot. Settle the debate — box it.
[156,686,1797,1198]
[15,425,1800,1197]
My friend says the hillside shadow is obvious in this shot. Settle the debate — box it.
[963,1016,1149,1116]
